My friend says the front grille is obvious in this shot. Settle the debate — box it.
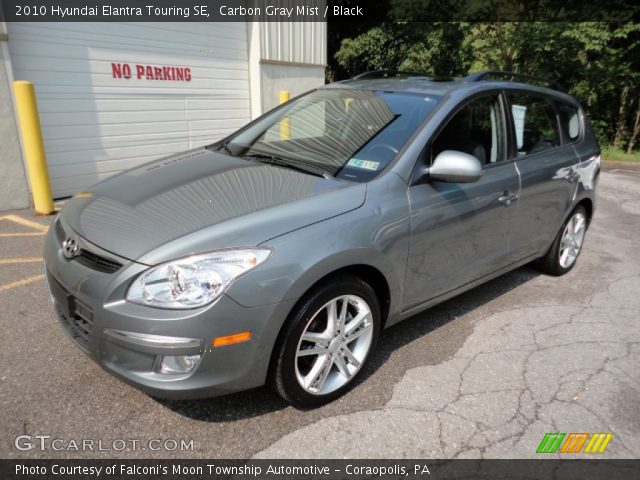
[55,297,94,353]
[75,249,122,274]
[55,219,122,274]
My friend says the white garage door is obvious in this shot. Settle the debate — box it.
[8,22,251,198]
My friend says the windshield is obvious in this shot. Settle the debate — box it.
[218,88,441,182]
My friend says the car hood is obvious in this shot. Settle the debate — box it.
[60,148,365,264]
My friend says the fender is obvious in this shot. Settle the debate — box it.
[226,177,412,328]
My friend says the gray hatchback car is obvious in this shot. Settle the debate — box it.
[44,70,600,407]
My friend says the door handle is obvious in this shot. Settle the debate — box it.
[498,191,519,207]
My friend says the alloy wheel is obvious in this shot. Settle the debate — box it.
[294,295,374,395]
[559,211,586,268]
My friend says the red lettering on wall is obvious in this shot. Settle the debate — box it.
[115,62,192,82]
[111,63,123,78]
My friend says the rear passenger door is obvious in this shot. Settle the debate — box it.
[506,92,581,262]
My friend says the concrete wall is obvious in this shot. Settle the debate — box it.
[0,27,29,211]
[248,22,327,118]
[261,62,325,113]
[261,22,326,65]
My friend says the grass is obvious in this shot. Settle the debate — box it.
[601,146,640,163]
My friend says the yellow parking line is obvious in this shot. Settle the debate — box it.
[0,232,46,237]
[0,214,49,233]
[0,257,43,265]
[0,274,45,293]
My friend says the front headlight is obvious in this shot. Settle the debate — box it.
[126,248,271,309]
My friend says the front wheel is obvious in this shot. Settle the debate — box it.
[536,206,588,276]
[271,274,381,408]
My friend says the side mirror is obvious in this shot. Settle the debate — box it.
[428,150,483,183]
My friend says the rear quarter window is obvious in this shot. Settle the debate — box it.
[556,102,581,143]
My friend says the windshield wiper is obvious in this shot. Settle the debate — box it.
[242,153,332,179]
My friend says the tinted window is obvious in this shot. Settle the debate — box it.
[508,94,560,155]
[432,94,505,165]
[225,89,441,182]
[557,102,581,143]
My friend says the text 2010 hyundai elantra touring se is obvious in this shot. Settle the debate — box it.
[45,71,600,407]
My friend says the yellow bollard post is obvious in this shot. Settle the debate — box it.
[13,81,55,215]
[279,90,291,141]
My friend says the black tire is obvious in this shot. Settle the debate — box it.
[536,206,588,276]
[271,274,381,408]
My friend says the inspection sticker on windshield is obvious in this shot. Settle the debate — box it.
[346,158,380,171]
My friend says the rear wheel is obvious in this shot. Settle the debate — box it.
[536,206,588,276]
[271,274,381,408]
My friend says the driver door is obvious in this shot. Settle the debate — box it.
[403,92,520,310]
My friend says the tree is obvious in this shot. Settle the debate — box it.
[334,27,406,74]
[335,22,473,77]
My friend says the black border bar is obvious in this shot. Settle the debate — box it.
[1,0,640,22]
[3,459,640,480]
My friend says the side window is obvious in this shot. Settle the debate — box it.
[508,94,560,155]
[432,94,505,165]
[557,102,581,143]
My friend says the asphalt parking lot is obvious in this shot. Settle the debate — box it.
[1,170,639,459]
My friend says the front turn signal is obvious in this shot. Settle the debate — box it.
[212,331,252,348]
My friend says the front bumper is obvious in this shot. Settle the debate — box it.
[44,220,294,400]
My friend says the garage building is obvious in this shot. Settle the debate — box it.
[0,21,326,208]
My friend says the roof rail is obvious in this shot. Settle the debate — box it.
[465,70,564,92]
[352,70,429,80]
